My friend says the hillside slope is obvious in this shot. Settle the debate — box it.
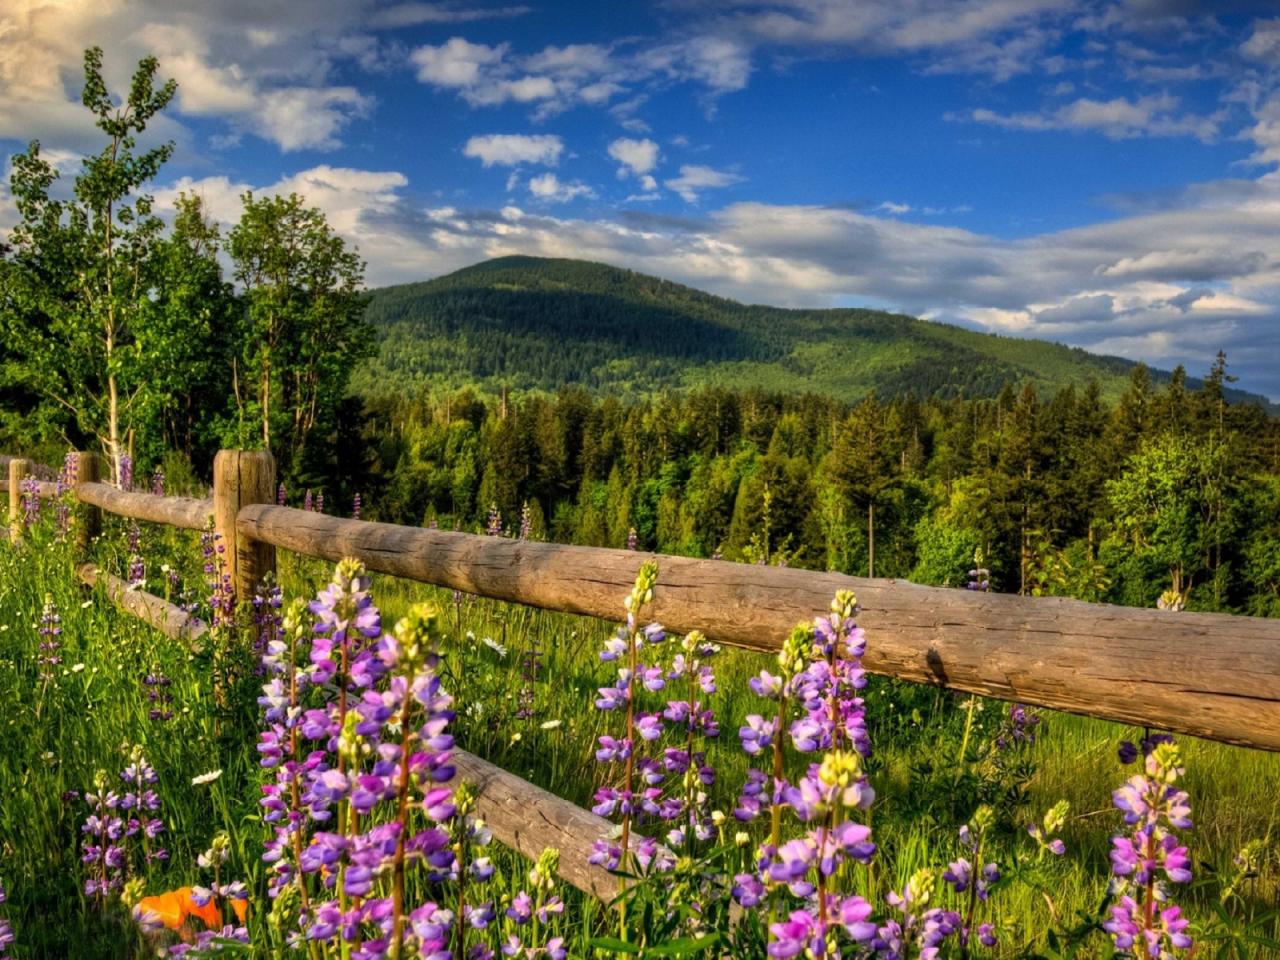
[355,256,1273,408]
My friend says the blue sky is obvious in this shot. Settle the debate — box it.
[4,0,1280,397]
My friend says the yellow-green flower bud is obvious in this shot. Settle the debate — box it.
[1042,800,1069,836]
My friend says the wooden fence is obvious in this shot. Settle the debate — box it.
[4,449,1280,902]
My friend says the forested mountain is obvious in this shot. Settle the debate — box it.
[357,256,1276,409]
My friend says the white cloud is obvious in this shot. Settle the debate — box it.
[369,3,532,29]
[665,164,745,202]
[0,0,384,153]
[463,134,563,167]
[411,37,509,88]
[257,87,372,152]
[527,172,595,203]
[608,138,660,186]
[1241,17,1280,62]
[963,94,1222,142]
[878,201,911,214]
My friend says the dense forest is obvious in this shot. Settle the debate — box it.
[358,256,1277,409]
[354,357,1280,617]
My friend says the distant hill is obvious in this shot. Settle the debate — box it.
[355,255,1276,409]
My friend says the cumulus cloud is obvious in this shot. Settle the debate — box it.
[411,37,510,88]
[463,134,563,167]
[0,0,384,153]
[257,88,372,152]
[665,165,745,202]
[527,172,595,203]
[608,137,660,189]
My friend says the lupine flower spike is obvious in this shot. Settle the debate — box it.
[733,591,880,959]
[1103,741,1193,958]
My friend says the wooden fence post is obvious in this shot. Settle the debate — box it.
[213,450,276,603]
[74,451,102,558]
[8,458,30,543]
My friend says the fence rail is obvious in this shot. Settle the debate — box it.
[76,481,213,531]
[5,449,1280,899]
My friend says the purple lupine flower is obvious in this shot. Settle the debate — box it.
[733,592,880,958]
[352,492,362,521]
[589,562,674,880]
[0,877,14,960]
[1105,741,1194,957]
[874,871,962,959]
[626,527,638,551]
[258,562,483,956]
[277,482,287,506]
[200,528,235,629]
[515,635,543,721]
[117,453,133,491]
[304,489,313,512]
[81,747,167,902]
[485,503,503,537]
[316,490,324,515]
[19,475,40,529]
[967,548,991,592]
[518,501,532,540]
[142,672,175,722]
[54,452,77,541]
[151,467,165,496]
[995,702,1040,751]
[37,593,62,682]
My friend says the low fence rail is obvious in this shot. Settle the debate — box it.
[5,449,1280,900]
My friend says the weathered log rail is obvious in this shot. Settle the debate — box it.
[6,448,1280,899]
[75,481,213,531]
[237,504,1280,752]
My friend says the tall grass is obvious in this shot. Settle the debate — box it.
[0,509,1276,957]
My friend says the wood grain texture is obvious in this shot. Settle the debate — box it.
[451,750,618,901]
[238,505,1280,752]
[213,451,276,602]
[75,452,102,555]
[75,481,212,530]
[8,458,30,542]
[0,455,57,483]
[77,563,208,652]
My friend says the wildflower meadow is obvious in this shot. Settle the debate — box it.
[0,473,1277,960]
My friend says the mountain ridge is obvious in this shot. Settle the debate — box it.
[355,255,1276,411]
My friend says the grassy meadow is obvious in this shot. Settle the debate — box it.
[0,500,1277,958]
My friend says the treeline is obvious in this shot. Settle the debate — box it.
[356,360,1280,617]
[0,48,369,489]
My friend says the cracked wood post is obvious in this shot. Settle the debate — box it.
[213,450,276,604]
[74,451,102,559]
[8,458,30,543]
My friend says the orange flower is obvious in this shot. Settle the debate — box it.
[136,889,186,931]
[177,888,221,930]
[134,886,245,932]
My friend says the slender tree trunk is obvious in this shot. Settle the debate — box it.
[867,500,875,579]
[261,355,271,449]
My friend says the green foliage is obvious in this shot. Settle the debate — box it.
[227,192,371,483]
[1,47,176,481]
[1,47,372,494]
[355,256,1278,411]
